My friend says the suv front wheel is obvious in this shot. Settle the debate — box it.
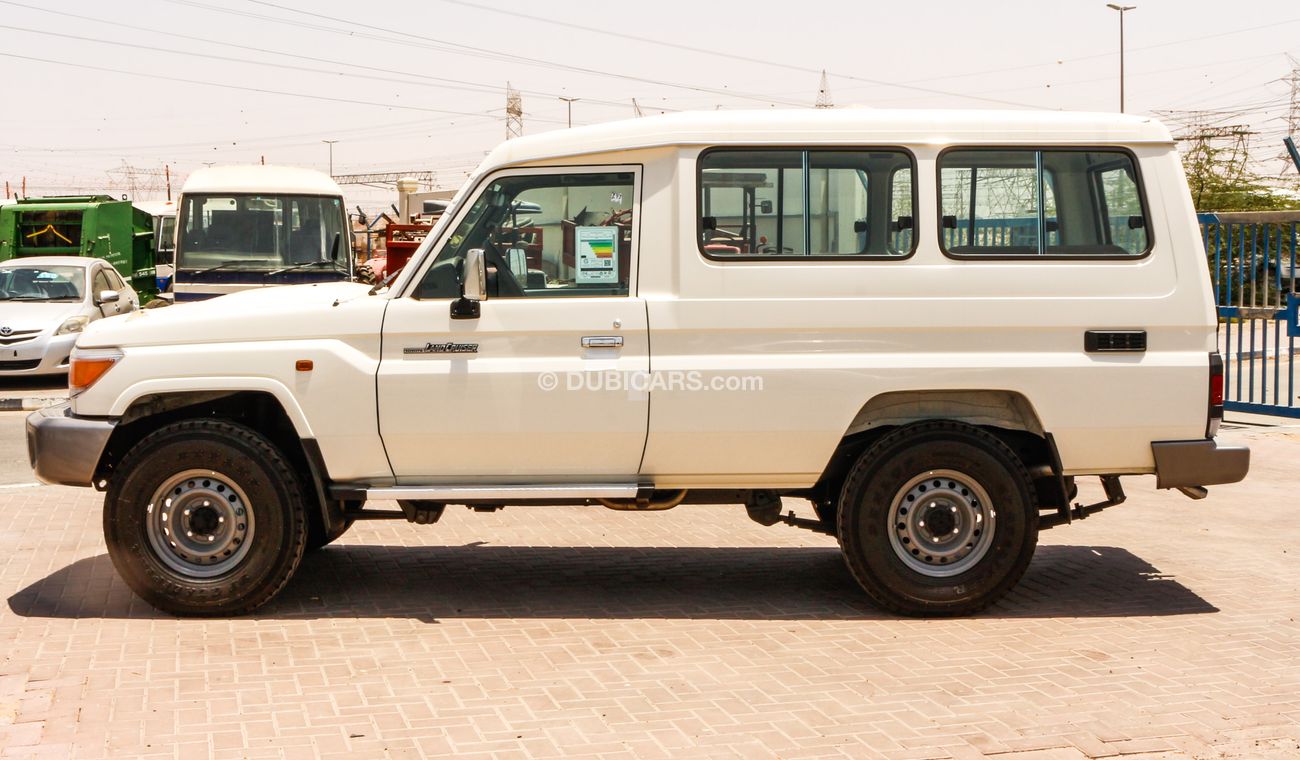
[103,419,308,616]
[837,420,1038,616]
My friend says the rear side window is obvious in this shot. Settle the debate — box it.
[699,149,916,258]
[939,149,1149,257]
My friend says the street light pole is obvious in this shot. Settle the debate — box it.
[322,139,338,176]
[1106,4,1136,113]
[558,97,579,128]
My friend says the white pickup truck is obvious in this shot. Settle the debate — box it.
[28,110,1248,617]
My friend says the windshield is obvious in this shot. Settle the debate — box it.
[176,193,345,270]
[0,265,85,301]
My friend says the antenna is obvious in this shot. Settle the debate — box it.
[815,70,834,109]
[506,82,523,140]
[632,98,644,117]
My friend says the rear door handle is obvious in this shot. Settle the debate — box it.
[581,336,623,349]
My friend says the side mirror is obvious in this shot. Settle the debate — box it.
[97,290,120,305]
[463,248,487,301]
[451,248,486,320]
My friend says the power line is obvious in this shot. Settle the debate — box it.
[892,14,1300,86]
[0,0,659,115]
[439,0,1042,109]
[0,51,511,120]
[173,0,811,108]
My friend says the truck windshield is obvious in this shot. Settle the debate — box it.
[177,194,345,271]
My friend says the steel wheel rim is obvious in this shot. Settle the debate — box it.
[887,469,996,578]
[145,469,255,579]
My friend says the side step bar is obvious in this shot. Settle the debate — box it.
[331,483,644,503]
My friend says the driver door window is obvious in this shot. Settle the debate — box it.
[414,171,635,299]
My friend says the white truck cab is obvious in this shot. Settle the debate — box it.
[28,109,1248,616]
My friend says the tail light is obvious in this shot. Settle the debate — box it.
[1207,352,1224,437]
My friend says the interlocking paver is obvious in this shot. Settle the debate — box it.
[3,424,1300,757]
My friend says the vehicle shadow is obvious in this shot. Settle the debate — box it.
[6,543,1217,621]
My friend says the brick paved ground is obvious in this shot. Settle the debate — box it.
[1,423,1298,759]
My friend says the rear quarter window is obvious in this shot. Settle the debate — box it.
[939,148,1151,258]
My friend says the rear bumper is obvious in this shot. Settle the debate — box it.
[26,402,116,487]
[1151,438,1250,489]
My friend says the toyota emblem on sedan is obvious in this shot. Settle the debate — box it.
[0,327,11,337]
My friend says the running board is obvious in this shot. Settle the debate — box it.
[331,483,645,503]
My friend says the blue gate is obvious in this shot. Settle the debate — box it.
[1200,211,1300,418]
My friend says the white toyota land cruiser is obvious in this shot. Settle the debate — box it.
[28,110,1249,617]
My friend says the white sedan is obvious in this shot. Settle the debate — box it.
[0,256,138,375]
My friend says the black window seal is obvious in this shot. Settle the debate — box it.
[696,145,920,262]
[935,145,1154,261]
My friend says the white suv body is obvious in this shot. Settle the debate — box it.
[28,110,1248,616]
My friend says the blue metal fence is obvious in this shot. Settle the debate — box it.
[1200,211,1300,419]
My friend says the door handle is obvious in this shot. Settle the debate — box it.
[581,336,623,349]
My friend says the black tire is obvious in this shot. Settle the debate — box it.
[837,420,1038,617]
[103,419,308,616]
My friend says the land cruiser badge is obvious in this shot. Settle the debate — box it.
[404,341,479,355]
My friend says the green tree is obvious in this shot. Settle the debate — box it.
[1181,136,1295,211]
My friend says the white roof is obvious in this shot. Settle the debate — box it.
[480,108,1174,170]
[180,165,343,197]
[0,256,99,269]
[133,200,178,216]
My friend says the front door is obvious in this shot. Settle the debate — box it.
[377,166,648,482]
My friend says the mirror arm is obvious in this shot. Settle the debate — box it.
[450,297,480,320]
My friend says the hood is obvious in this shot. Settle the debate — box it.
[0,301,87,333]
[77,282,383,349]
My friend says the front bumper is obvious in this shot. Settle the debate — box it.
[26,402,116,487]
[1151,438,1250,489]
[0,332,77,375]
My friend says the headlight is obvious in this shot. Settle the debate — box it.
[55,315,90,335]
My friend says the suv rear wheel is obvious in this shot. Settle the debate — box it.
[104,419,308,615]
[837,420,1038,616]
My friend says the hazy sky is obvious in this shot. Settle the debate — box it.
[1,0,1296,209]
